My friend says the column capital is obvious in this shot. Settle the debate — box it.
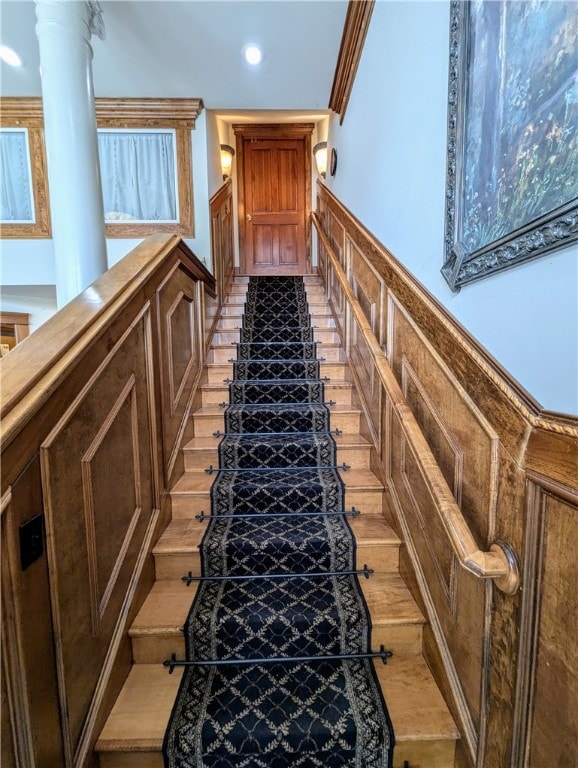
[87,1,105,40]
[35,0,105,43]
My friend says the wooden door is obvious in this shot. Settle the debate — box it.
[235,124,313,276]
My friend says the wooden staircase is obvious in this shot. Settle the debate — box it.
[96,276,459,768]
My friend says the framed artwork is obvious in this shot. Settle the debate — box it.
[442,0,578,291]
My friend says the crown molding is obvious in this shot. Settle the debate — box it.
[329,0,375,124]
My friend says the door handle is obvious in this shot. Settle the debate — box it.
[246,214,252,222]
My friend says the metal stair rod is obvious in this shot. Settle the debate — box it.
[195,507,361,521]
[213,429,342,437]
[230,357,326,363]
[164,646,393,673]
[181,565,374,585]
[224,377,331,383]
[235,341,317,346]
[205,463,350,474]
[219,400,336,408]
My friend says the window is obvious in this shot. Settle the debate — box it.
[98,129,179,224]
[1,129,34,222]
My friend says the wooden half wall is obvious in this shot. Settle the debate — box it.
[0,190,234,767]
[314,184,578,768]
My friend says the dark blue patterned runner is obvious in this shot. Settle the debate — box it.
[164,276,393,767]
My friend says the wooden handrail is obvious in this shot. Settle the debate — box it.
[312,211,520,594]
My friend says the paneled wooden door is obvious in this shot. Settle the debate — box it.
[235,124,313,275]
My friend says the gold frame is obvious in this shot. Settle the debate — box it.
[0,100,51,239]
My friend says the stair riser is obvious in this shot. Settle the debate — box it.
[220,304,245,316]
[217,317,243,329]
[183,443,368,471]
[99,753,163,768]
[206,361,346,384]
[193,410,360,437]
[393,739,456,768]
[215,314,336,333]
[212,329,339,345]
[154,541,400,581]
[169,484,381,517]
[131,622,423,665]
[98,730,455,767]
[200,384,353,407]
[208,345,342,363]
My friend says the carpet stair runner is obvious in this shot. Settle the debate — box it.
[96,276,459,768]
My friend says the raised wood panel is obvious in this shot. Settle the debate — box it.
[328,207,345,267]
[390,295,500,546]
[167,293,196,416]
[41,313,155,759]
[1,464,64,766]
[328,262,346,340]
[203,285,219,355]
[401,359,464,507]
[524,488,578,768]
[210,180,234,312]
[254,225,275,264]
[351,242,386,346]
[349,314,381,452]
[156,265,201,480]
[82,376,142,634]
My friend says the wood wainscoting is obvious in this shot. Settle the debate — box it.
[313,184,577,768]
[0,227,233,767]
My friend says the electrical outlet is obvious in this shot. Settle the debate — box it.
[19,514,44,571]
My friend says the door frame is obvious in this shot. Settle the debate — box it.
[233,123,314,275]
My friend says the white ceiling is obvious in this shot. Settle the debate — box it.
[0,0,348,115]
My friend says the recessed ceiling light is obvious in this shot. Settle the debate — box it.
[243,44,263,66]
[0,45,23,68]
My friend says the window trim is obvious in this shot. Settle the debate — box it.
[0,99,51,238]
[95,99,201,239]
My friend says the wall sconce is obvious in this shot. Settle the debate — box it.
[313,142,328,178]
[220,144,235,180]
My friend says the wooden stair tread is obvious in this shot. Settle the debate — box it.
[191,402,360,418]
[170,467,382,496]
[153,518,207,555]
[129,573,423,639]
[154,514,399,557]
[200,378,353,392]
[96,655,457,754]
[183,432,371,452]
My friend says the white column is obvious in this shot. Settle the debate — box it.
[35,0,107,308]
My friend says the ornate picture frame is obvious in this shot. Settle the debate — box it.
[442,1,578,291]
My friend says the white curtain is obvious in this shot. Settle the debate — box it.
[98,131,177,222]
[0,130,34,222]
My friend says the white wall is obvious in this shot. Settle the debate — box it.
[326,0,578,415]
[0,284,57,333]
